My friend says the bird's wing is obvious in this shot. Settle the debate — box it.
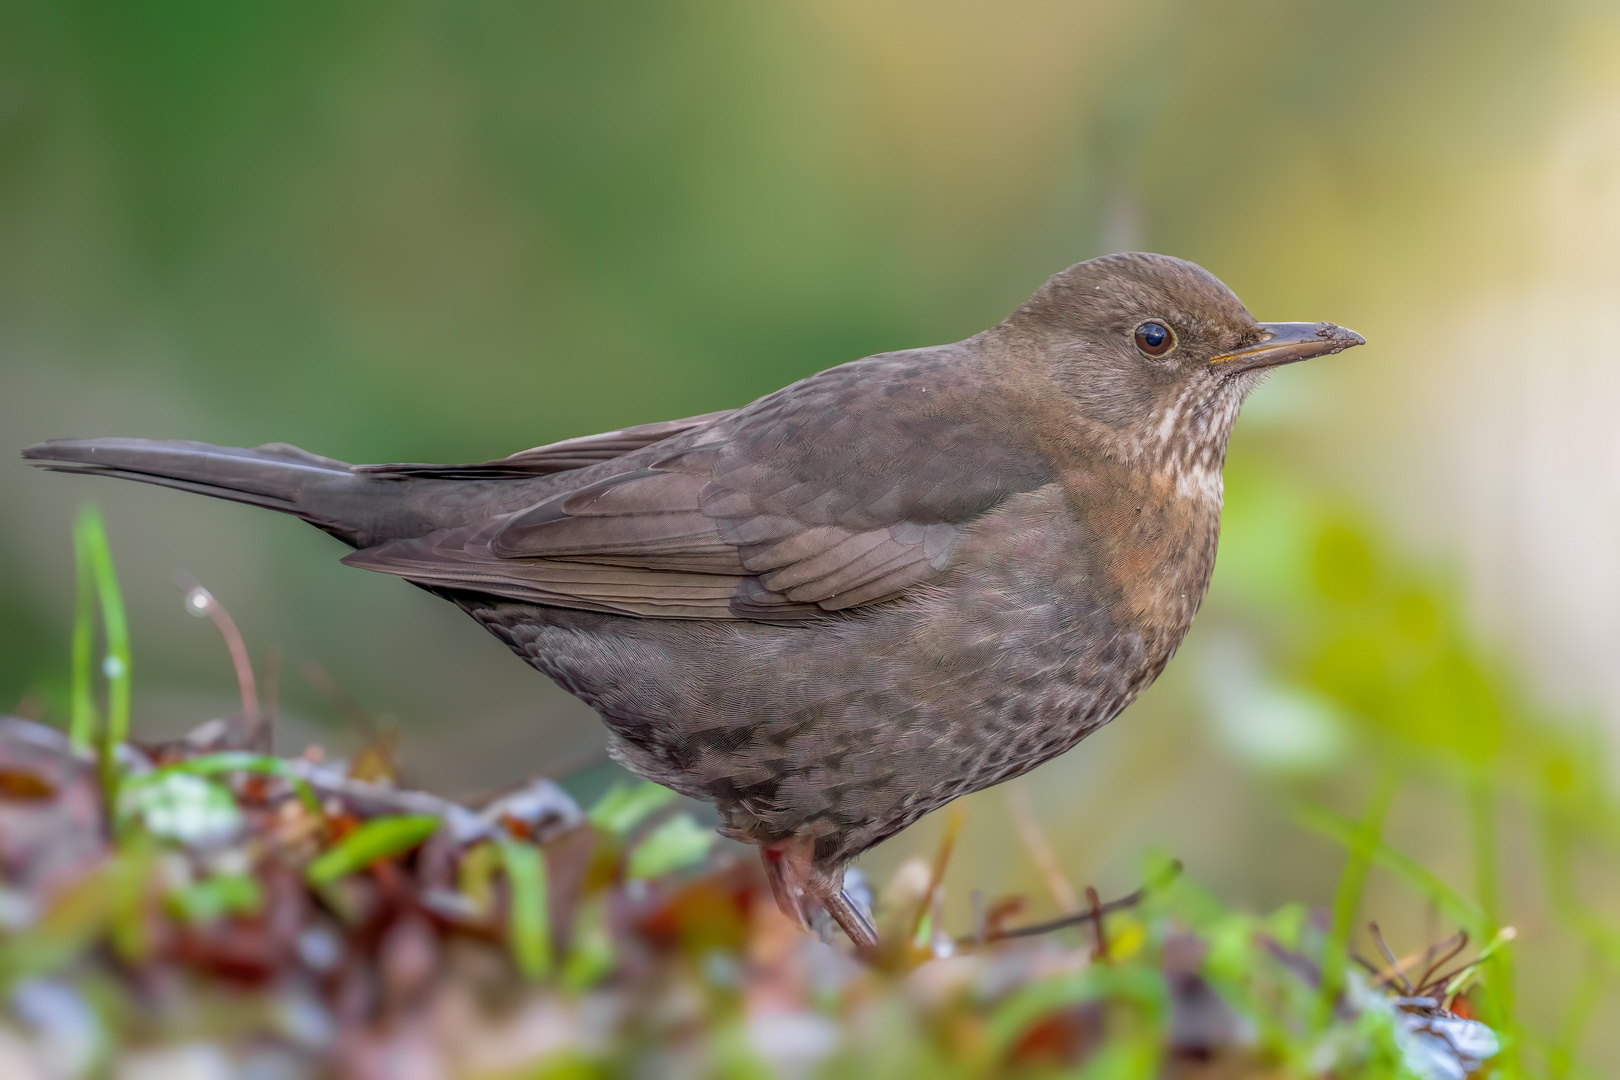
[344,349,1053,621]
[352,412,733,479]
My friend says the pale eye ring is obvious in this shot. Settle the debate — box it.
[1134,321,1176,357]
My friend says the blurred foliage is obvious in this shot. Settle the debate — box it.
[1201,454,1620,1075]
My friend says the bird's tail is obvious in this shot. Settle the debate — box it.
[21,438,399,548]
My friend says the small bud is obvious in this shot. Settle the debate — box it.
[184,587,212,617]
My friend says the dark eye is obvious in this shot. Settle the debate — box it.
[1134,321,1175,357]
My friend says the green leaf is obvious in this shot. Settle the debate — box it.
[498,839,551,980]
[457,840,501,919]
[305,815,440,887]
[165,752,322,816]
[562,898,615,991]
[67,506,132,806]
[1075,1037,1160,1080]
[166,873,263,924]
[119,772,242,846]
[109,836,157,963]
[587,781,677,839]
[627,814,715,880]
[73,507,131,773]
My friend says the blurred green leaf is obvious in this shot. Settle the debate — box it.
[0,860,121,988]
[588,781,677,839]
[627,814,715,881]
[524,1053,612,1080]
[1313,523,1378,603]
[1397,651,1503,761]
[1074,1037,1159,1080]
[163,752,322,816]
[69,507,131,797]
[305,814,440,888]
[108,838,156,964]
[561,898,615,993]
[118,772,241,847]
[458,840,500,920]
[498,839,551,981]
[165,873,262,924]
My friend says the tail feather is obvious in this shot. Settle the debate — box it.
[21,438,376,546]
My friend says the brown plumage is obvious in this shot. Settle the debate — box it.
[22,253,1362,947]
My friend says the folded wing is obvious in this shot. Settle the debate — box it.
[353,412,732,479]
[345,349,1053,621]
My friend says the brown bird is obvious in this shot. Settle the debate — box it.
[23,253,1361,947]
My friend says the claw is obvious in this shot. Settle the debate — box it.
[758,839,879,949]
[760,840,814,932]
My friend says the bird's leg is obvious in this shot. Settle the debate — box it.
[758,838,878,950]
[818,885,878,950]
[759,837,815,933]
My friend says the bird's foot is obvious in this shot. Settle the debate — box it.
[759,839,877,950]
[820,886,878,949]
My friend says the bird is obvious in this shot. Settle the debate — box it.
[23,253,1362,948]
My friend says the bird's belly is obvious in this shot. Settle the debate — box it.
[804,552,1165,854]
[460,485,1212,864]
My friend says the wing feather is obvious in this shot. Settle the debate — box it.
[355,412,730,479]
[343,529,741,618]
[339,347,1055,621]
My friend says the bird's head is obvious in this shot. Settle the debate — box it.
[1000,252,1363,484]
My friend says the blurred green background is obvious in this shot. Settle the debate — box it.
[3,0,1619,1065]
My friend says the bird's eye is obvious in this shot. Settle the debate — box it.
[1134,321,1176,357]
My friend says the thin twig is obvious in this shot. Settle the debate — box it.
[1362,930,1468,992]
[1086,885,1109,962]
[1352,951,1384,976]
[1415,932,1469,996]
[909,806,964,947]
[959,860,1181,946]
[177,574,258,728]
[1006,787,1080,913]
[1369,922,1413,993]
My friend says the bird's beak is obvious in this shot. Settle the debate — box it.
[1209,322,1365,372]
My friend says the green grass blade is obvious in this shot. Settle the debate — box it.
[1468,768,1501,929]
[305,814,441,887]
[77,508,131,751]
[1312,771,1396,1024]
[588,781,677,839]
[165,873,264,925]
[498,839,552,980]
[1297,800,1488,938]
[627,814,715,880]
[72,506,131,795]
